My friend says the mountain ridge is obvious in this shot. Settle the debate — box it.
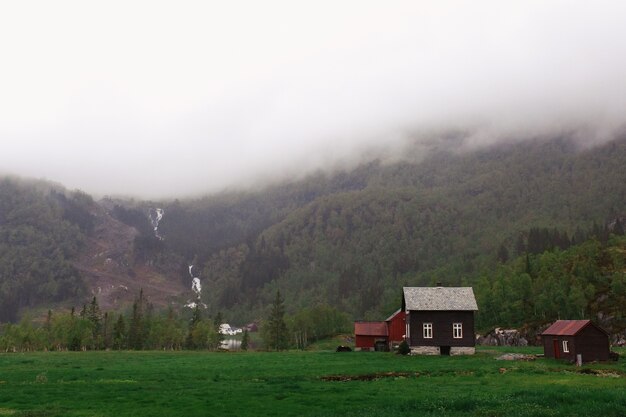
[0,135,624,327]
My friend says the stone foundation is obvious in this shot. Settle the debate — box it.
[410,346,440,355]
[410,346,476,355]
[450,346,475,355]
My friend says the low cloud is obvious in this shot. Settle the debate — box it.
[1,1,625,198]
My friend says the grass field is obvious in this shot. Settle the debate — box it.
[0,347,625,417]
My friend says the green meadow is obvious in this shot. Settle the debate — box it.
[0,348,625,417]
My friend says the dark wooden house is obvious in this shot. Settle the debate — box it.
[385,309,406,350]
[354,321,388,351]
[402,286,478,355]
[541,320,610,363]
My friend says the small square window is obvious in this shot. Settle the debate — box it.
[423,323,433,339]
[562,340,569,353]
[453,323,463,339]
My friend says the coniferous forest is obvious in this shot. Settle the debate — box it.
[1,136,625,349]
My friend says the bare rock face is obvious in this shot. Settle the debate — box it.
[612,333,626,347]
[476,328,528,347]
[73,200,186,310]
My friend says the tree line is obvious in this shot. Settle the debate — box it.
[0,289,350,352]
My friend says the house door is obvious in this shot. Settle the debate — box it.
[440,346,451,356]
[553,339,560,359]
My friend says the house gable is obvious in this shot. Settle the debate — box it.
[402,286,478,355]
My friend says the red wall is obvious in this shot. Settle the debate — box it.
[387,310,406,343]
[355,335,378,349]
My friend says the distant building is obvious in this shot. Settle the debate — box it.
[541,320,610,363]
[385,309,406,350]
[354,321,388,351]
[244,322,258,332]
[402,286,478,355]
[219,323,242,336]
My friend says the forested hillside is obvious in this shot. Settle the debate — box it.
[149,137,626,323]
[0,179,89,321]
[1,136,625,329]
[476,234,626,336]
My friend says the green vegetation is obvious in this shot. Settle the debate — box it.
[476,235,626,334]
[147,137,626,323]
[0,291,350,352]
[0,348,624,416]
[260,290,289,351]
[0,179,89,322]
[1,137,625,331]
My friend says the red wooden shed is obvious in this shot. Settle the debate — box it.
[385,309,406,350]
[354,321,388,351]
[541,320,610,363]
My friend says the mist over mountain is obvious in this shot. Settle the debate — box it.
[2,2,626,197]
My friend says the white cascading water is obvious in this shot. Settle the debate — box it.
[147,208,205,308]
[185,265,206,308]
[149,208,164,240]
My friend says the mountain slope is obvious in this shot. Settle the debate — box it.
[73,201,186,311]
[0,179,186,321]
[0,179,85,321]
[1,135,625,325]
[178,137,626,321]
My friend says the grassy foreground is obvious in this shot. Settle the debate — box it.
[0,347,625,417]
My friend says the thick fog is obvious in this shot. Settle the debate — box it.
[1,1,625,198]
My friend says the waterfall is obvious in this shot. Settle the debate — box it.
[146,208,206,309]
[189,265,202,296]
[185,264,206,309]
[148,208,164,240]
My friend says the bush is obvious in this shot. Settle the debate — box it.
[397,339,410,355]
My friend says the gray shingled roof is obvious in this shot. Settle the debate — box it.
[403,287,478,311]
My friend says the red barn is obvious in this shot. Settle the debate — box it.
[385,309,406,350]
[541,320,610,363]
[354,321,388,351]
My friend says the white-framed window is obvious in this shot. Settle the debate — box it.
[562,340,569,353]
[453,323,463,339]
[423,323,433,339]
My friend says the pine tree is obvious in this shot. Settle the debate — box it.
[186,304,202,349]
[113,314,126,350]
[214,311,225,347]
[263,290,289,351]
[44,309,52,350]
[128,289,145,350]
[241,330,249,351]
[87,296,102,349]
[102,312,112,350]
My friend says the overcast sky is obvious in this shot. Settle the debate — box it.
[1,1,625,198]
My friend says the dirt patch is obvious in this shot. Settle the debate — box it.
[74,202,186,310]
[321,372,419,381]
[576,368,624,378]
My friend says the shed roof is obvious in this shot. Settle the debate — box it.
[403,287,478,311]
[354,321,388,336]
[541,320,607,336]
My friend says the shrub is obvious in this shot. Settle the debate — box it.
[397,339,410,355]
